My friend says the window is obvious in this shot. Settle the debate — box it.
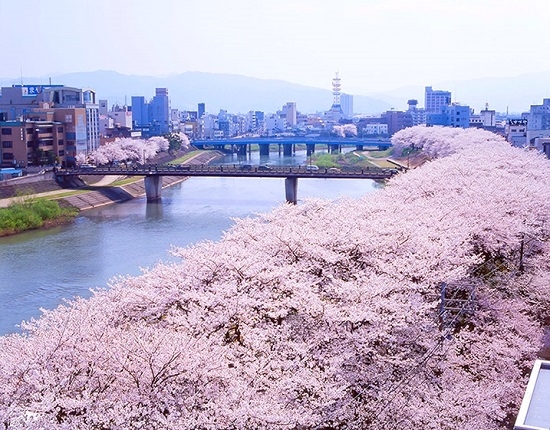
[58,150,65,156]
[2,152,14,160]
[26,128,33,134]
[1,128,12,135]
[57,126,64,133]
[58,139,64,146]
[2,141,13,148]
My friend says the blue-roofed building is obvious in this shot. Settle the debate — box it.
[426,104,470,128]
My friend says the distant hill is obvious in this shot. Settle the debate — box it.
[370,71,550,114]
[0,71,392,115]
[2,70,549,116]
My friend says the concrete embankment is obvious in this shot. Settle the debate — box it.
[58,176,187,211]
[58,150,224,211]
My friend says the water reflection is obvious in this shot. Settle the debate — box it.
[0,149,378,335]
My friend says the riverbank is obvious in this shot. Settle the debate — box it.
[0,198,79,237]
[0,150,224,236]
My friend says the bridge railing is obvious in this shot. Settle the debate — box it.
[56,164,400,178]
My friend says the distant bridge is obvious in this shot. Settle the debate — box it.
[192,136,392,156]
[55,164,398,204]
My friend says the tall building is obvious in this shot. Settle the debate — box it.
[150,88,170,135]
[198,103,205,119]
[282,102,297,127]
[425,86,451,113]
[340,94,354,119]
[131,96,148,128]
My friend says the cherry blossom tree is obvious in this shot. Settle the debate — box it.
[87,136,170,166]
[0,127,549,428]
[333,124,358,138]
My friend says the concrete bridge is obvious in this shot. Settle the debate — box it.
[192,136,392,156]
[55,164,398,204]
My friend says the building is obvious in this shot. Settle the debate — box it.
[525,98,550,131]
[131,88,171,137]
[425,86,451,113]
[282,102,297,127]
[505,119,528,147]
[340,94,354,119]
[382,110,413,136]
[150,88,170,135]
[0,114,73,168]
[0,84,99,157]
[407,99,426,126]
[426,104,470,128]
[131,96,148,128]
[362,123,388,136]
[198,103,205,119]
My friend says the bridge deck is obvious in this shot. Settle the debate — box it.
[56,164,398,180]
[192,137,392,147]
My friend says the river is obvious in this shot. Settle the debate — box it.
[0,150,380,335]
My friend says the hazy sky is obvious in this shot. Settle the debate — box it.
[1,0,549,95]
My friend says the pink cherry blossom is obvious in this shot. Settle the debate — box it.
[1,126,549,428]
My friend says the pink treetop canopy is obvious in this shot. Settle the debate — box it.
[1,126,549,428]
[88,136,170,165]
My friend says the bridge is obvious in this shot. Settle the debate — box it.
[55,164,398,204]
[192,136,392,156]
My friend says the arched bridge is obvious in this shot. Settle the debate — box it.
[192,136,392,156]
[55,164,399,204]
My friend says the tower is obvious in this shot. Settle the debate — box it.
[332,72,341,109]
[327,72,344,123]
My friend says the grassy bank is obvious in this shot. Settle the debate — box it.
[310,148,400,169]
[0,198,78,237]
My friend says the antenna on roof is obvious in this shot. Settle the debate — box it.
[20,67,23,85]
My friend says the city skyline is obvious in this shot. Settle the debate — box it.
[1,0,550,97]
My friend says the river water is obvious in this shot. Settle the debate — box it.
[0,150,380,335]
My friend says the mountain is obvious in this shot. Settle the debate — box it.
[371,71,550,114]
[0,71,392,115]
[3,70,549,116]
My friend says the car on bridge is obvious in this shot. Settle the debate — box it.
[305,164,319,172]
[258,164,272,171]
[80,164,96,170]
[327,167,341,173]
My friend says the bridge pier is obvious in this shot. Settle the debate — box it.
[356,145,364,151]
[144,175,163,201]
[306,144,315,156]
[285,177,298,204]
[328,144,340,154]
[259,144,270,156]
[283,145,293,157]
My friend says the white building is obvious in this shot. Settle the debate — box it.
[363,123,388,135]
[282,102,297,127]
[407,99,426,125]
[505,119,527,147]
[265,114,287,135]
[425,86,451,113]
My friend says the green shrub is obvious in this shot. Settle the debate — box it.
[0,198,76,235]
